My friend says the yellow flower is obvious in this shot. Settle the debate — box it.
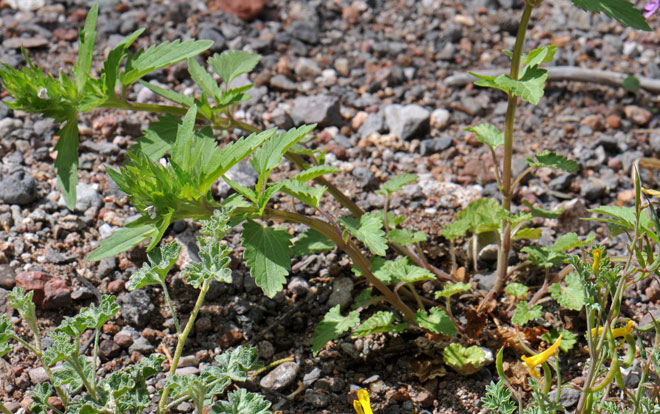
[353,389,373,414]
[592,248,603,273]
[590,320,634,340]
[521,335,562,378]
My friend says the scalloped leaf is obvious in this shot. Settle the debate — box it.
[312,305,359,356]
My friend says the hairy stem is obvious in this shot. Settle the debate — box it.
[480,2,534,310]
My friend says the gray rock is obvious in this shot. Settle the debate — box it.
[622,150,644,173]
[384,104,430,141]
[430,108,451,130]
[260,361,299,391]
[294,57,321,80]
[548,387,581,408]
[327,277,354,308]
[226,160,258,188]
[580,179,607,201]
[420,137,452,155]
[59,182,102,212]
[0,288,8,313]
[118,290,155,328]
[288,21,319,45]
[474,272,496,292]
[288,277,310,296]
[28,367,50,384]
[549,173,574,192]
[303,367,322,386]
[0,264,16,289]
[97,257,116,278]
[352,167,379,190]
[128,336,155,354]
[357,112,385,139]
[650,133,660,153]
[304,389,331,407]
[291,95,342,127]
[269,74,298,91]
[99,339,121,360]
[0,169,36,205]
[198,28,226,53]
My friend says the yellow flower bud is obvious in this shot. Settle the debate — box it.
[353,389,373,414]
[521,335,562,378]
[590,320,634,340]
[592,248,603,273]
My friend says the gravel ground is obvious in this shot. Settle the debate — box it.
[0,0,659,412]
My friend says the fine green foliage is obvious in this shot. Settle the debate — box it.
[511,301,542,326]
[504,282,529,300]
[352,311,407,338]
[587,205,659,245]
[0,315,14,357]
[359,257,435,285]
[482,380,517,414]
[184,237,233,288]
[571,0,651,30]
[131,115,181,160]
[209,50,262,87]
[541,329,577,353]
[525,151,579,172]
[443,343,489,375]
[414,307,457,336]
[213,346,261,383]
[241,220,292,298]
[340,212,388,256]
[291,229,335,257]
[435,282,472,299]
[549,273,585,311]
[520,246,568,268]
[128,241,180,290]
[312,305,360,356]
[465,123,504,150]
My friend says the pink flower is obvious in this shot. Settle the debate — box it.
[644,0,659,19]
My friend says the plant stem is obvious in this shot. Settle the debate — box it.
[161,282,181,336]
[250,357,295,377]
[158,279,210,413]
[480,2,534,310]
[0,402,12,414]
[263,208,416,322]
[92,328,100,391]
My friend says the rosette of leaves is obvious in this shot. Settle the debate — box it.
[443,343,494,375]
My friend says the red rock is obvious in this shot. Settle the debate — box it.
[42,278,71,310]
[605,114,621,129]
[645,279,660,302]
[580,115,603,131]
[53,28,78,41]
[342,6,359,24]
[107,279,125,294]
[48,397,64,410]
[210,0,266,21]
[3,37,48,49]
[607,157,622,172]
[114,333,134,348]
[624,105,652,126]
[217,328,243,348]
[15,271,48,306]
[141,327,159,342]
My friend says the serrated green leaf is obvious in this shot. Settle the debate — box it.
[388,228,427,246]
[291,229,335,257]
[184,238,232,288]
[188,57,223,103]
[513,228,542,240]
[224,175,258,203]
[138,80,195,108]
[171,105,197,168]
[435,282,472,299]
[73,4,98,93]
[8,287,36,323]
[414,307,456,336]
[443,343,488,375]
[521,246,568,268]
[127,241,180,290]
[504,282,528,300]
[29,383,53,414]
[214,346,261,382]
[132,115,180,160]
[42,331,75,367]
[383,211,406,228]
[209,51,262,87]
[465,123,504,150]
[218,84,254,107]
[494,66,548,105]
[88,223,159,261]
[313,305,359,356]
[242,220,292,298]
[0,315,12,358]
[53,356,94,393]
[572,0,651,30]
[55,118,80,210]
[211,389,271,414]
[549,272,585,311]
[82,295,120,329]
[352,311,407,338]
[585,205,660,243]
[290,165,340,182]
[340,212,388,256]
[251,125,316,194]
[120,39,213,85]
[376,174,418,195]
[281,180,327,208]
[523,45,557,67]
[352,288,376,310]
[483,380,516,414]
[525,150,579,172]
[511,301,542,326]
[441,198,506,240]
[550,232,596,252]
[102,28,144,94]
[541,329,577,353]
[521,200,563,219]
[470,72,510,94]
